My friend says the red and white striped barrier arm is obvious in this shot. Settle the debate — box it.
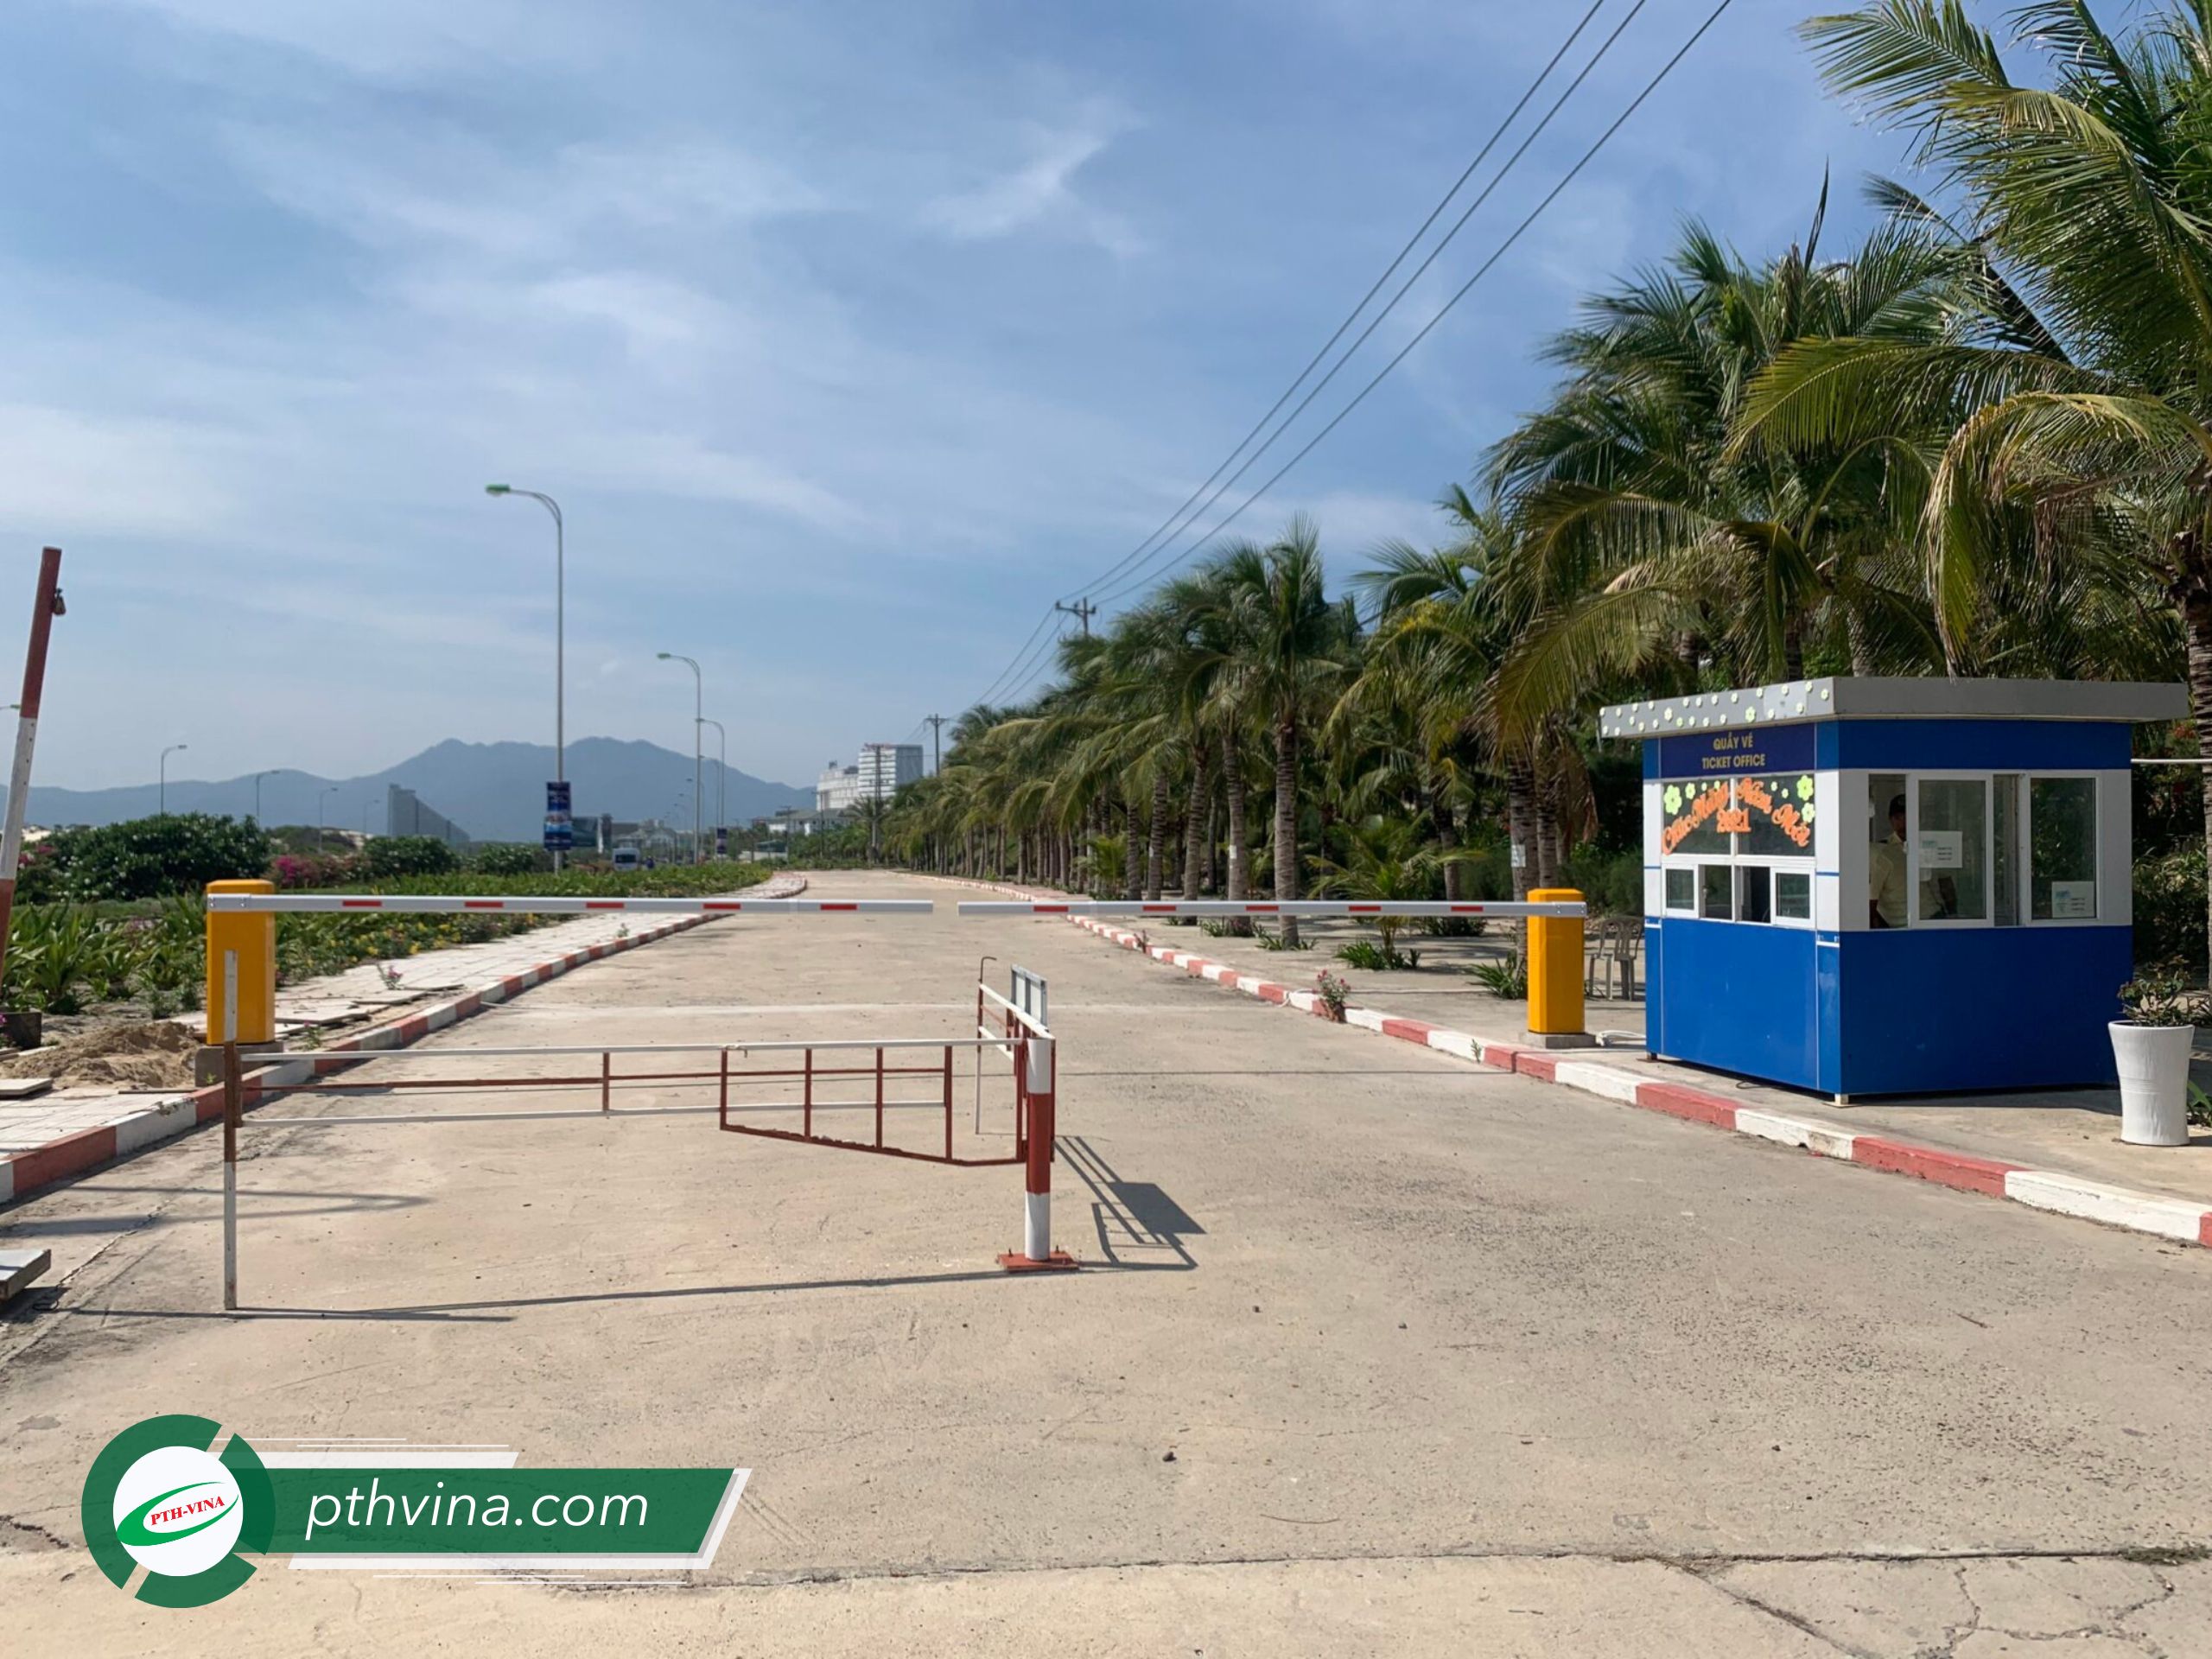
[204,894,933,915]
[957,899,1586,918]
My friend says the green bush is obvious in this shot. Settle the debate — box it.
[1559,845,1643,917]
[1338,939,1419,970]
[469,842,543,876]
[2133,848,2207,972]
[1469,955,1529,999]
[37,814,272,903]
[362,836,461,880]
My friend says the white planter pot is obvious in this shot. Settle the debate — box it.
[2109,1021,2194,1147]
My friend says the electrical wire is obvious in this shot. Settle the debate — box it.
[1058,0,1610,607]
[1095,0,1737,605]
[951,3,1612,715]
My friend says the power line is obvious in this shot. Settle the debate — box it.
[1102,0,1738,601]
[1093,0,1659,609]
[954,3,1611,716]
[1057,0,1610,609]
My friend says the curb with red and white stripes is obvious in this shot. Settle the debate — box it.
[0,875,805,1209]
[957,879,2212,1253]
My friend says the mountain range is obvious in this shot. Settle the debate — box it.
[3,737,812,842]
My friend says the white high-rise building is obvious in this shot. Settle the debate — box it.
[856,742,923,801]
[816,761,861,814]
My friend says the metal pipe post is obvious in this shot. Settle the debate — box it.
[0,547,62,989]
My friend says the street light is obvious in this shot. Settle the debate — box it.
[362,801,375,840]
[700,716,727,856]
[486,483,566,870]
[657,652,703,863]
[159,744,188,817]
[319,784,339,854]
[253,769,278,823]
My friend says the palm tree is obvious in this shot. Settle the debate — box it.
[1485,201,1964,732]
[1745,0,2210,950]
[1203,517,1359,946]
[1311,816,1465,965]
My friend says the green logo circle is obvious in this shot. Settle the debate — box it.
[81,1415,272,1608]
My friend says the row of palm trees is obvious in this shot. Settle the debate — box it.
[877,2,2212,959]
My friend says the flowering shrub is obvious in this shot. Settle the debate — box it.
[272,853,363,889]
[1313,969,1351,1022]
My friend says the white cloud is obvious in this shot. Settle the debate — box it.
[924,113,1141,257]
[0,403,239,537]
[86,0,610,79]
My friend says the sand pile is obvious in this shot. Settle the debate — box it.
[0,1020,200,1090]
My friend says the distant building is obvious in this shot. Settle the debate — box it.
[386,785,473,849]
[856,742,922,801]
[817,761,861,814]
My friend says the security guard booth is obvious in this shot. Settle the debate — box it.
[1599,678,2183,1100]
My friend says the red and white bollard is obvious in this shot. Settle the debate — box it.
[1001,1031,1076,1272]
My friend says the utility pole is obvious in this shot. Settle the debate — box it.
[0,548,63,993]
[925,714,947,775]
[1054,598,1096,637]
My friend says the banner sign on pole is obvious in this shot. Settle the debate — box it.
[543,781,574,853]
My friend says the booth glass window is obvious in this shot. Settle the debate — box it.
[1916,778,1989,922]
[1738,864,1773,925]
[1775,869,1811,921]
[2031,776,2098,919]
[1665,779,1734,857]
[1869,773,1908,929]
[1700,863,1732,919]
[1661,774,1815,928]
[1738,774,1815,857]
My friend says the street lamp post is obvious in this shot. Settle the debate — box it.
[657,652,703,863]
[159,744,188,817]
[486,484,565,871]
[253,769,277,824]
[700,716,727,856]
[319,785,339,854]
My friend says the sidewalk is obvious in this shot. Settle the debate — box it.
[956,880,2212,1250]
[0,875,806,1208]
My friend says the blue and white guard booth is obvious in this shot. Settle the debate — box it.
[1599,678,2183,1101]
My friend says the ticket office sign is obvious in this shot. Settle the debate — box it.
[1656,723,1815,781]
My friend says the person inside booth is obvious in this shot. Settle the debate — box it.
[1869,793,1908,928]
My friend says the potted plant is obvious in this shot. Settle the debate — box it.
[2111,969,2208,1147]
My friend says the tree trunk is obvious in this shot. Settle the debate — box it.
[1274,713,1301,948]
[1182,747,1211,899]
[1125,798,1144,901]
[1436,787,1466,902]
[1145,772,1169,901]
[1222,728,1251,932]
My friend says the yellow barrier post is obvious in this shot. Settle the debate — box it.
[1524,887,1590,1046]
[205,879,276,1046]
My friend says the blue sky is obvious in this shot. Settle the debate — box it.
[0,0,1898,794]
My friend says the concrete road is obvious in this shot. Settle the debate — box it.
[2,871,2207,1656]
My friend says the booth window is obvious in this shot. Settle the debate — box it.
[1916,778,1989,922]
[2031,776,2098,918]
[1700,862,1732,919]
[1859,769,2103,930]
[1662,774,1815,927]
[1775,869,1811,921]
[1738,864,1772,925]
